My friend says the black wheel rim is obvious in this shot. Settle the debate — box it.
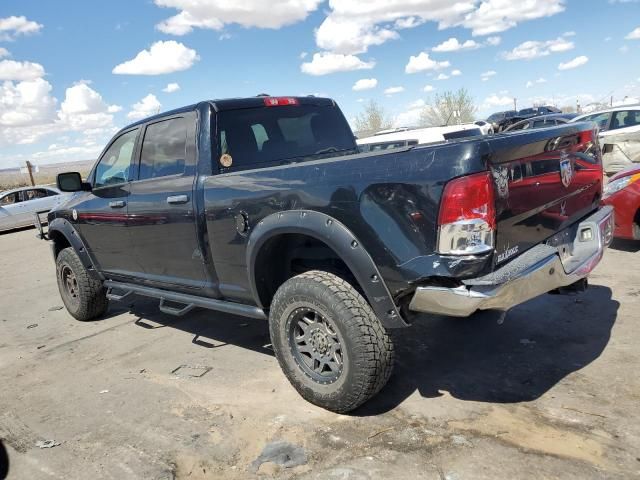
[60,265,79,307]
[288,307,344,384]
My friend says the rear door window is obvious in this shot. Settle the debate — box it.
[611,110,640,130]
[217,104,356,170]
[139,117,188,180]
[23,188,49,201]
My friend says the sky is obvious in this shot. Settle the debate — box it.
[0,0,639,168]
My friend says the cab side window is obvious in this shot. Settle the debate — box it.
[139,117,188,180]
[94,129,139,188]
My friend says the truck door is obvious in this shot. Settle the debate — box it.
[75,127,138,275]
[126,112,208,291]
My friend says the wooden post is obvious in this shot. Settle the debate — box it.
[25,161,35,186]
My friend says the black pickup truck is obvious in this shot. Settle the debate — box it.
[41,96,614,412]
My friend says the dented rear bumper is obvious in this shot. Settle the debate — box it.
[409,206,614,317]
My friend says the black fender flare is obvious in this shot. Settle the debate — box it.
[48,218,103,281]
[246,210,407,328]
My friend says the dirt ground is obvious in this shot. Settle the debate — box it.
[0,227,638,479]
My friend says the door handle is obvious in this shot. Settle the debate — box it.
[109,200,126,208]
[167,195,189,205]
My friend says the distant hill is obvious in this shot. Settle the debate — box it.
[0,159,94,190]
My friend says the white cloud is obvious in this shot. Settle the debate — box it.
[58,82,119,131]
[432,37,480,52]
[0,15,43,41]
[626,27,640,40]
[312,1,564,55]
[481,94,514,110]
[436,73,449,80]
[485,36,501,46]
[299,51,308,59]
[423,84,435,92]
[460,0,565,36]
[0,48,9,58]
[563,31,576,37]
[480,70,496,81]
[316,16,399,55]
[502,36,574,60]
[163,82,180,93]
[154,0,323,34]
[113,41,199,75]
[384,86,404,95]
[620,45,629,53]
[451,69,462,76]
[127,94,162,120]
[405,52,450,74]
[107,105,123,113]
[352,78,377,91]
[558,55,589,70]
[301,52,374,75]
[0,77,57,128]
[0,59,45,81]
[525,77,547,88]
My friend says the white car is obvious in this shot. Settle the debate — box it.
[357,123,483,152]
[474,120,494,135]
[571,106,640,174]
[0,186,71,232]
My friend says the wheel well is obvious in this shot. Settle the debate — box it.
[254,233,360,309]
[49,230,71,258]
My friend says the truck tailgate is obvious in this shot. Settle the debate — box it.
[487,123,603,265]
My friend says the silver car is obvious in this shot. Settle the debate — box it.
[0,186,71,232]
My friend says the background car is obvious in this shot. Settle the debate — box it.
[572,105,640,175]
[486,110,518,132]
[474,120,494,135]
[0,186,71,232]
[503,113,578,132]
[517,105,562,118]
[602,165,640,240]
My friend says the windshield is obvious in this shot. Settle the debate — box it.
[217,105,356,170]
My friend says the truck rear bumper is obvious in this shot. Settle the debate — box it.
[409,206,614,317]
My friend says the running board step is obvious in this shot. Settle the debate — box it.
[103,280,267,320]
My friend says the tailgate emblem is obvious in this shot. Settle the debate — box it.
[560,156,573,187]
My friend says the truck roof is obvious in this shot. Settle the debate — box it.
[120,96,336,133]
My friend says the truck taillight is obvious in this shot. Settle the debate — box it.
[263,97,299,106]
[437,172,496,255]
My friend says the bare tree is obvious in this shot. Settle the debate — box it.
[354,100,392,136]
[420,89,477,126]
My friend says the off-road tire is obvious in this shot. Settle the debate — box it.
[56,247,108,321]
[269,270,394,413]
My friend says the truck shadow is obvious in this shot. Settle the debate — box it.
[610,238,640,252]
[127,299,274,356]
[0,439,8,480]
[120,285,618,416]
[356,284,619,415]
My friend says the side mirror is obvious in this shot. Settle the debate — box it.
[57,172,90,192]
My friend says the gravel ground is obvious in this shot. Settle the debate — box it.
[0,227,638,479]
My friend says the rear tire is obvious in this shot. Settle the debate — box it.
[56,247,108,321]
[269,270,394,413]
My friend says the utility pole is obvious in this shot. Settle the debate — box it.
[25,161,35,186]
[513,98,517,111]
[610,95,613,107]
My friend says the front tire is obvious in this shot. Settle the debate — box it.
[56,247,108,321]
[269,271,394,413]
